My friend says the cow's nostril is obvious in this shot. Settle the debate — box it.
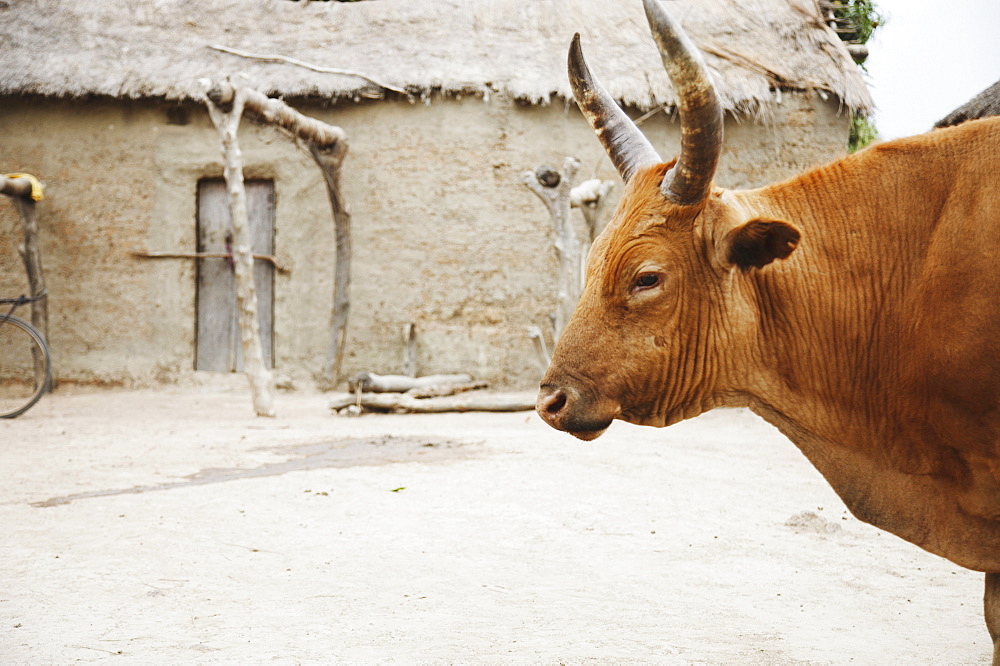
[540,388,567,415]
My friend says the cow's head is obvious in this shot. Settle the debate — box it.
[536,0,801,440]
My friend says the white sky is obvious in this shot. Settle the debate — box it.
[864,0,1000,140]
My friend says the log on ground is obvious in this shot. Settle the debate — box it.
[330,391,537,414]
[348,372,474,394]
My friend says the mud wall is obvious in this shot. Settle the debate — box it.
[0,92,848,389]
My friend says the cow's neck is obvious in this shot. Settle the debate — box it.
[727,150,1000,571]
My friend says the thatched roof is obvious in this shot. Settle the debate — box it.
[0,0,872,115]
[935,80,1000,128]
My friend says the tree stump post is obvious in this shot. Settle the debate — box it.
[203,85,276,417]
[308,141,352,387]
[523,157,583,342]
[1,174,50,390]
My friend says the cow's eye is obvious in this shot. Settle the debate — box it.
[633,273,660,291]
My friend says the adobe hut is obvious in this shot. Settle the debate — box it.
[0,0,870,390]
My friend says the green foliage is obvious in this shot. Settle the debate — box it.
[830,1,884,151]
[829,0,884,45]
[849,114,879,153]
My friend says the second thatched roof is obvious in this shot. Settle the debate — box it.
[0,0,872,116]
[935,80,1000,128]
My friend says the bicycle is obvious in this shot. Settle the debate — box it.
[0,291,51,418]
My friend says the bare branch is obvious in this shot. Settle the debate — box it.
[207,44,409,96]
[203,80,347,147]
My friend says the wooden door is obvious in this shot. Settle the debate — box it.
[195,179,274,371]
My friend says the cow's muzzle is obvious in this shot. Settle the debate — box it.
[536,384,617,440]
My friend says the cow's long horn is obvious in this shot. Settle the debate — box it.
[643,0,723,205]
[568,33,662,184]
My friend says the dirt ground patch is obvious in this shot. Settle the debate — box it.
[1,386,992,663]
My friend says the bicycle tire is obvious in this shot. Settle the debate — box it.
[0,313,51,418]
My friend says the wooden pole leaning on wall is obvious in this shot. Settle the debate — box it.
[202,83,276,417]
[402,323,417,378]
[204,80,352,389]
[1,174,50,390]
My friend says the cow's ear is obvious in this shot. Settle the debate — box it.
[720,218,801,271]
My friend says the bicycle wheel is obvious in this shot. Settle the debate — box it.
[0,314,51,418]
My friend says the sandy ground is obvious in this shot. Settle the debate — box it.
[0,384,993,664]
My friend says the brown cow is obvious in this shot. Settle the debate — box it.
[536,0,1000,660]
